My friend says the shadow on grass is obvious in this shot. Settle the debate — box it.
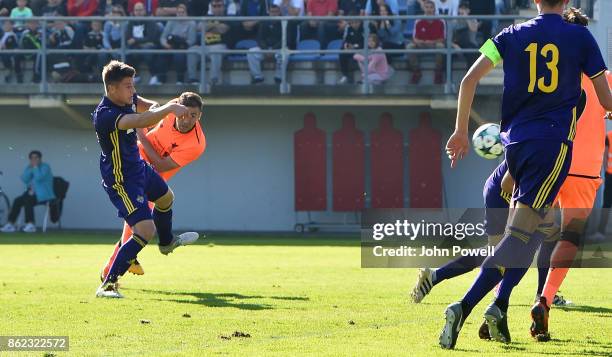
[556,305,612,315]
[132,289,309,310]
[0,232,359,246]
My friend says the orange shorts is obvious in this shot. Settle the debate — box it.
[554,175,602,225]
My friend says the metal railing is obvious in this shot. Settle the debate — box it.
[0,15,531,95]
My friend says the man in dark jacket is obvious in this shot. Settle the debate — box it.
[127,1,160,83]
[246,4,283,84]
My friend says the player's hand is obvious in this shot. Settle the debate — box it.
[605,112,612,120]
[170,103,189,118]
[446,131,469,168]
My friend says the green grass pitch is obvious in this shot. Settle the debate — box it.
[0,233,610,356]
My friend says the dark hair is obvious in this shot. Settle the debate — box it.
[102,60,136,88]
[459,1,470,9]
[179,92,203,111]
[563,7,589,26]
[29,150,42,159]
[379,4,393,15]
[542,0,564,7]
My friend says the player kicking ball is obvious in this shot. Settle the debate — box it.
[442,0,611,349]
[93,61,200,298]
[100,91,207,281]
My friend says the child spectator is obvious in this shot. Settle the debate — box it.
[19,20,42,82]
[0,20,22,82]
[353,33,392,84]
[406,0,445,84]
[10,0,33,30]
[82,20,106,74]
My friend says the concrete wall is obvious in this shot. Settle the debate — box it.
[0,100,502,231]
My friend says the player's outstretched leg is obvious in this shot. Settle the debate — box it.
[152,188,200,255]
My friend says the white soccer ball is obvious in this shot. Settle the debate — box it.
[472,123,503,159]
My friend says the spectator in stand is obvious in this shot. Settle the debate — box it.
[102,4,125,59]
[429,0,458,15]
[0,150,55,234]
[39,0,67,16]
[67,0,100,16]
[469,0,493,40]
[274,0,302,49]
[246,4,283,84]
[47,19,76,81]
[0,20,22,83]
[81,20,106,74]
[365,0,397,16]
[156,0,183,16]
[187,0,230,85]
[127,1,160,83]
[127,0,157,14]
[353,33,392,84]
[375,4,403,63]
[337,12,374,84]
[301,0,339,48]
[406,0,444,84]
[99,0,129,15]
[452,1,479,66]
[154,2,195,84]
[338,0,365,16]
[236,0,267,42]
[10,0,33,30]
[338,0,365,37]
[19,20,43,82]
[0,0,16,16]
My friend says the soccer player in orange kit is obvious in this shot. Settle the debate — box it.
[101,91,206,280]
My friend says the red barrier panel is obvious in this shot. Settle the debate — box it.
[333,113,365,211]
[371,113,404,208]
[294,113,327,211]
[408,113,442,208]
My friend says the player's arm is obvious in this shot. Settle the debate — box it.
[446,54,494,168]
[590,74,612,112]
[136,95,160,113]
[138,133,180,172]
[117,101,187,130]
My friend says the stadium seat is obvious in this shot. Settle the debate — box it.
[42,177,69,233]
[227,39,258,62]
[291,40,321,62]
[319,39,343,62]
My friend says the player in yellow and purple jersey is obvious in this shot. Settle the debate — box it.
[92,61,200,298]
[440,0,612,349]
